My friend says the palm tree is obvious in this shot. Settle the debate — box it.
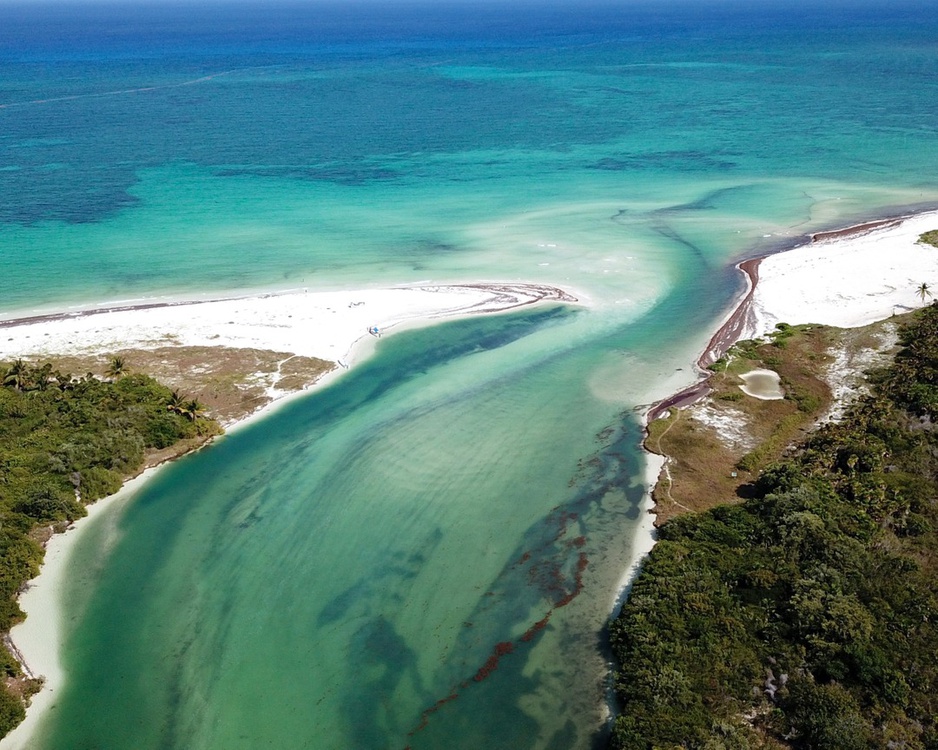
[3,359,30,391]
[181,399,206,422]
[32,362,53,391]
[54,371,75,391]
[106,356,127,380]
[166,390,186,415]
[918,282,932,304]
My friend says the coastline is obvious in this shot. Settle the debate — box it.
[0,282,577,369]
[0,469,164,750]
[0,281,580,431]
[609,205,938,737]
[603,206,938,739]
[4,205,938,747]
[0,279,579,750]
[644,208,938,426]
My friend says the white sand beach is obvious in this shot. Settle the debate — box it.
[646,210,938,424]
[0,282,575,373]
[0,470,157,750]
[747,210,938,335]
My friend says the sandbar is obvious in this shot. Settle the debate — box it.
[0,282,576,374]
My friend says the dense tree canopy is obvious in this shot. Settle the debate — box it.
[0,360,219,735]
[610,303,938,749]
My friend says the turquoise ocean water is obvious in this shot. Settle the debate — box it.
[2,2,938,747]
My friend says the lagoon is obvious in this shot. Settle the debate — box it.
[2,1,938,747]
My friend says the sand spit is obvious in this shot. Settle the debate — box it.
[0,282,576,365]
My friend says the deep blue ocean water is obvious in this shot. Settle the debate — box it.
[1,2,938,748]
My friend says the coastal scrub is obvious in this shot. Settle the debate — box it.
[0,361,220,735]
[610,304,938,747]
[918,229,938,248]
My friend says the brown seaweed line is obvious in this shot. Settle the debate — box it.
[406,693,461,737]
[554,553,589,609]
[403,547,589,743]
[473,641,515,682]
[520,611,553,642]
[403,621,547,742]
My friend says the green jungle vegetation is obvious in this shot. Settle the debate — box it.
[919,230,938,249]
[0,358,220,734]
[611,302,938,749]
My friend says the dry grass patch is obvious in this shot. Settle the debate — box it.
[25,346,333,425]
[708,325,834,469]
[275,355,333,392]
[647,409,742,523]
[648,315,911,522]
[648,325,835,519]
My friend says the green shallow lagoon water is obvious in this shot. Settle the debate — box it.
[40,307,660,749]
[2,1,938,748]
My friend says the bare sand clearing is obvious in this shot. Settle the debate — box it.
[738,369,785,400]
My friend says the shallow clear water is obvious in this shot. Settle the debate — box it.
[2,1,938,748]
